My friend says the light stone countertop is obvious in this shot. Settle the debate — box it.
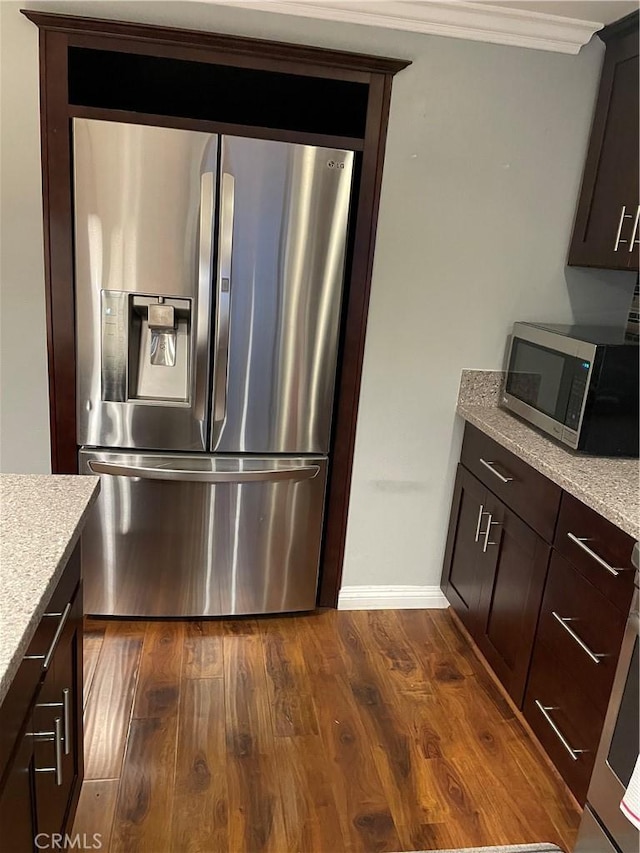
[457,370,639,541]
[0,475,100,705]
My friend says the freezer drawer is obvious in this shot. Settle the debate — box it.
[79,450,327,617]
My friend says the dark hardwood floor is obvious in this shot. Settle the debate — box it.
[73,609,581,852]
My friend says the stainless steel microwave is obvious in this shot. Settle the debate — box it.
[502,322,639,457]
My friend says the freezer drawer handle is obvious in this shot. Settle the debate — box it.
[87,460,320,483]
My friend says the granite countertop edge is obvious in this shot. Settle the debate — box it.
[456,402,639,541]
[0,480,100,706]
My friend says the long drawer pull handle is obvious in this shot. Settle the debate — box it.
[534,700,586,761]
[479,458,513,484]
[551,612,603,664]
[566,533,620,577]
[474,503,488,543]
[24,602,72,670]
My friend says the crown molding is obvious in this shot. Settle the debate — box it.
[210,1,603,54]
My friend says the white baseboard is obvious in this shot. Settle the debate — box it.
[337,585,449,610]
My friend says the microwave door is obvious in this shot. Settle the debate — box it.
[504,336,592,447]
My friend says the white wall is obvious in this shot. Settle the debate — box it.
[0,2,51,472]
[1,2,636,589]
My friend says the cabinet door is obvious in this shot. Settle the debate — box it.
[33,585,82,838]
[569,24,639,270]
[0,722,36,852]
[474,494,551,707]
[442,465,492,635]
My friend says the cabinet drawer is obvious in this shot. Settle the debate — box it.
[524,639,604,804]
[555,492,636,612]
[460,423,561,541]
[0,547,80,782]
[537,552,627,714]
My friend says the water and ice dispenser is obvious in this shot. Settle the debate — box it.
[101,290,192,405]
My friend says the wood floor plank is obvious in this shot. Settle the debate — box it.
[273,734,349,853]
[364,609,434,696]
[182,620,224,679]
[310,673,403,853]
[171,678,228,852]
[83,618,106,709]
[292,610,350,679]
[83,622,144,780]
[132,621,184,719]
[224,633,288,853]
[111,716,178,853]
[72,779,119,851]
[262,619,319,737]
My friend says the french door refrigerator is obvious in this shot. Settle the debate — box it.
[73,118,354,617]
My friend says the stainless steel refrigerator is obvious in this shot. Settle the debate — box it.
[73,118,354,617]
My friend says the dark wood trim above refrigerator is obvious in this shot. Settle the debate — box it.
[21,10,409,77]
[23,10,410,609]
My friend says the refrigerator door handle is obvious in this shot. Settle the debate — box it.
[211,171,235,449]
[87,460,320,483]
[195,170,216,427]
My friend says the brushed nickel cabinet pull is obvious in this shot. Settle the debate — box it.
[479,458,513,484]
[566,533,620,577]
[613,204,633,251]
[629,205,640,252]
[534,700,585,761]
[33,717,64,786]
[474,503,487,543]
[482,513,501,553]
[24,602,72,670]
[551,612,603,664]
[62,688,71,755]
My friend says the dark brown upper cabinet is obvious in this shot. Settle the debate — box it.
[568,11,639,271]
[21,10,409,610]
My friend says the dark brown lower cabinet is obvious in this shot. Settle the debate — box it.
[443,464,550,707]
[33,583,83,838]
[442,465,491,635]
[0,546,83,851]
[0,724,36,851]
[474,493,550,708]
[442,423,636,805]
[524,639,604,804]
